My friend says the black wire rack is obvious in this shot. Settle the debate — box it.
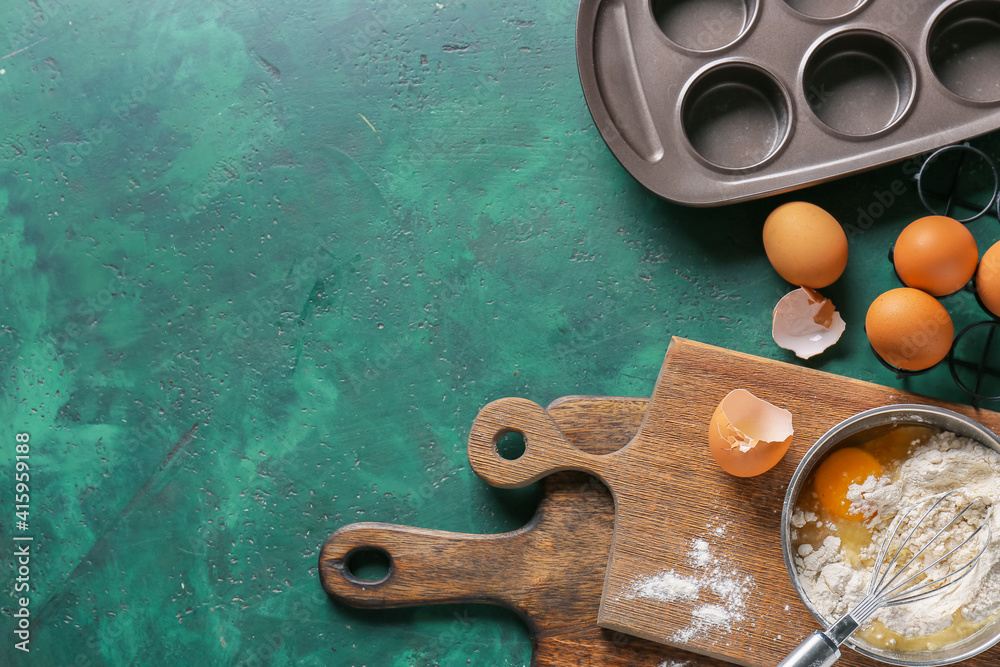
[904,142,1000,405]
[915,143,1000,223]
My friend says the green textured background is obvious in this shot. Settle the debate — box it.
[2,1,999,665]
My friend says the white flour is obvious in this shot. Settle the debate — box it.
[629,534,755,643]
[793,431,1000,638]
[635,571,699,602]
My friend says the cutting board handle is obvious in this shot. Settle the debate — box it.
[468,397,621,488]
[320,522,531,609]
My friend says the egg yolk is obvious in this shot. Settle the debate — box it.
[813,447,883,520]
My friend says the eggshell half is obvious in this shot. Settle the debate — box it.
[708,389,794,477]
[772,287,846,359]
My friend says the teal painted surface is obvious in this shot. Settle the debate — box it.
[0,1,998,665]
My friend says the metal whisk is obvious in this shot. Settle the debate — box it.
[779,488,992,667]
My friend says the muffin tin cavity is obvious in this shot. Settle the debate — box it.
[577,0,1000,205]
[928,0,1000,103]
[682,63,789,169]
[650,0,757,51]
[803,31,914,136]
[783,0,867,20]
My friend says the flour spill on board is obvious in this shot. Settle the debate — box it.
[634,571,698,602]
[689,538,712,567]
[628,531,755,643]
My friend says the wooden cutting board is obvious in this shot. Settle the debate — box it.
[467,337,1000,666]
[320,395,737,666]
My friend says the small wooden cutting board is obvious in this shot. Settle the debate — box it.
[320,395,736,665]
[467,337,1000,666]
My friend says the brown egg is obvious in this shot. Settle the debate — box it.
[763,202,848,289]
[893,215,978,296]
[976,240,1000,317]
[865,288,954,371]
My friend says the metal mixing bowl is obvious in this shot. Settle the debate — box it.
[781,404,1000,666]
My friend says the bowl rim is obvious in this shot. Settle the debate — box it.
[781,403,1000,666]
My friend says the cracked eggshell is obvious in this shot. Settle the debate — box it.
[708,389,794,478]
[772,287,846,359]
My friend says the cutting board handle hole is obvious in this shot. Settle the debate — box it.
[495,429,527,460]
[343,546,393,585]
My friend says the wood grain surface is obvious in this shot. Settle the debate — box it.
[467,337,1000,666]
[320,395,739,665]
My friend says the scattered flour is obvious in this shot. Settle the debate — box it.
[793,431,1000,639]
[689,538,713,567]
[630,535,755,644]
[692,604,734,626]
[634,571,699,602]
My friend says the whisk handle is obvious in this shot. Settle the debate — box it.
[775,631,841,667]
[778,611,861,666]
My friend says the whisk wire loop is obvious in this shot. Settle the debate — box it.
[881,515,990,608]
[876,491,962,588]
[853,489,991,625]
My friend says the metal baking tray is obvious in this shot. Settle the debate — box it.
[576,0,1000,206]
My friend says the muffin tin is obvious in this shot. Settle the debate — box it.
[575,0,1000,206]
